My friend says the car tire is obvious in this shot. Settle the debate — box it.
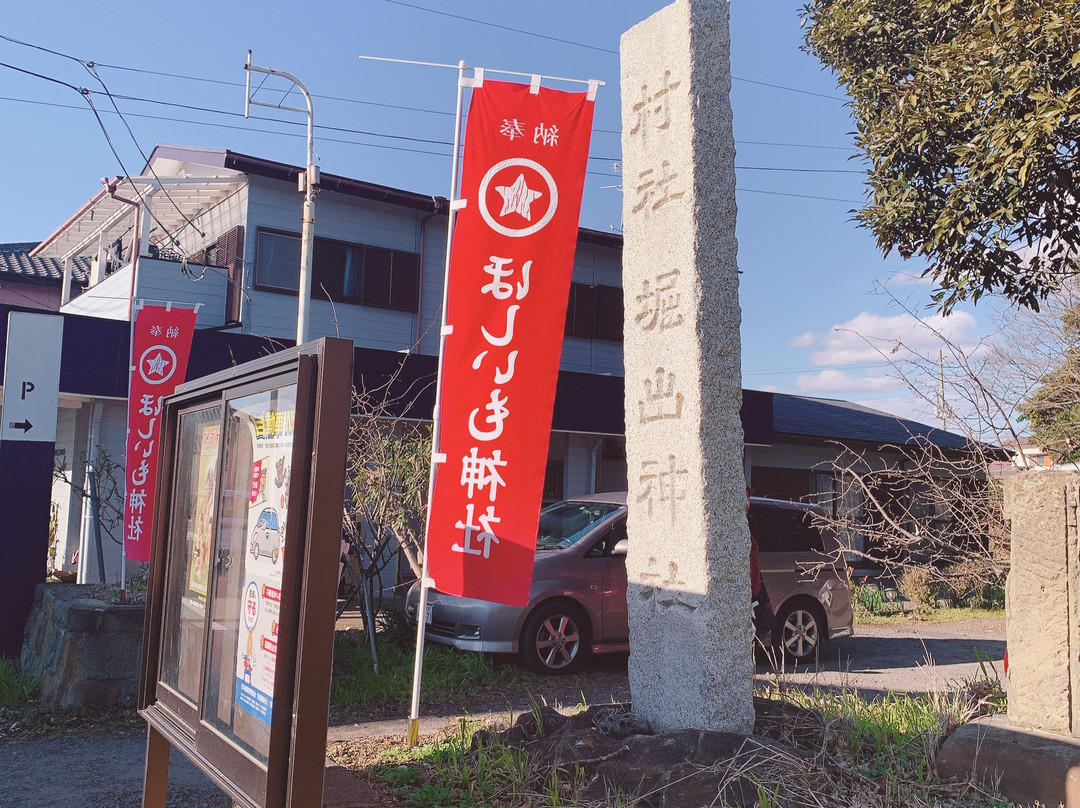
[271,547,280,564]
[251,542,260,560]
[519,602,589,676]
[773,600,826,665]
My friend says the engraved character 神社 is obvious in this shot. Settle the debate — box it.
[631,160,685,216]
[637,454,689,519]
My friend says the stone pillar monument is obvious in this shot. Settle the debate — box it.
[620,0,753,734]
[1003,471,1080,736]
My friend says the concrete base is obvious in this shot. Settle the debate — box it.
[937,714,1080,807]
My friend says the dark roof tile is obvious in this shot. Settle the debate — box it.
[773,392,975,449]
[0,242,89,283]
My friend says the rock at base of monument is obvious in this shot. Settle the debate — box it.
[472,699,829,808]
[936,713,1080,808]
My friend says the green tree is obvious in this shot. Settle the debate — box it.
[801,1,1080,312]
[1018,303,1080,460]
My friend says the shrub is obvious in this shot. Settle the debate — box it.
[0,658,38,707]
[852,582,884,616]
[898,565,937,612]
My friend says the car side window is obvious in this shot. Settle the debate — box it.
[776,508,825,552]
[586,518,627,558]
[748,507,782,553]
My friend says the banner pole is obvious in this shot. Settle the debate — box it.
[407,59,469,747]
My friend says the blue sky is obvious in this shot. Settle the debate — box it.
[0,0,986,424]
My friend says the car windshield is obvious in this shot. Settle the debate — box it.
[536,500,623,549]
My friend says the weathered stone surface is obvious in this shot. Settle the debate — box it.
[20,583,143,708]
[1003,472,1080,735]
[937,713,1080,808]
[620,0,752,735]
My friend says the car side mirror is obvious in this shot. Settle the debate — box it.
[611,538,628,557]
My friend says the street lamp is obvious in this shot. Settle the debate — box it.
[244,50,318,344]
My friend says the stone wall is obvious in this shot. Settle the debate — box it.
[1003,472,1080,735]
[21,583,144,708]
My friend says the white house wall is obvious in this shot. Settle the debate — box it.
[239,174,625,375]
[242,176,432,347]
[61,259,228,328]
[61,266,132,320]
[135,258,228,328]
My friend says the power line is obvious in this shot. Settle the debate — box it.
[1,80,862,176]
[381,0,619,55]
[0,93,864,199]
[739,188,862,204]
[378,0,847,101]
[67,53,856,150]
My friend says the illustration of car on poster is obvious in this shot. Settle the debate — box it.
[249,508,283,563]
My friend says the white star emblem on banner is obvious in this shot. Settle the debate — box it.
[495,173,543,221]
[145,352,171,377]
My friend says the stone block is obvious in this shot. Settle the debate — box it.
[64,600,105,633]
[937,714,1080,808]
[620,0,752,735]
[100,604,145,634]
[1003,472,1080,735]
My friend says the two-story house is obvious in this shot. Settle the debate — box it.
[19,143,988,586]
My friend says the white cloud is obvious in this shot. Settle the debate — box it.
[884,270,934,288]
[806,310,979,367]
[788,331,816,348]
[793,368,899,394]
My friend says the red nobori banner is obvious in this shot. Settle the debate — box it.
[427,79,596,606]
[124,304,198,562]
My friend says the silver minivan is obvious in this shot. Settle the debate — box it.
[407,492,853,674]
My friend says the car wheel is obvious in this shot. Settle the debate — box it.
[519,602,589,675]
[773,600,825,665]
[271,547,280,564]
[251,542,260,560]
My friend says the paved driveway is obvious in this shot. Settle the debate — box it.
[756,617,1006,697]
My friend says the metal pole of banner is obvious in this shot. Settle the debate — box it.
[121,300,144,602]
[406,59,469,748]
[358,55,605,91]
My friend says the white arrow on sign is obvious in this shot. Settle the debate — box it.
[1,313,64,444]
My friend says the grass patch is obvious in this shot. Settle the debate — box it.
[331,622,538,711]
[352,669,1010,808]
[855,606,1004,627]
[371,717,579,808]
[0,658,38,707]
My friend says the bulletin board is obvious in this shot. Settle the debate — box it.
[138,337,352,808]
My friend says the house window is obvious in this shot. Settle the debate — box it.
[750,466,811,502]
[254,229,420,313]
[565,283,623,342]
[255,231,302,292]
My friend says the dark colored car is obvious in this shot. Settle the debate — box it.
[407,493,853,673]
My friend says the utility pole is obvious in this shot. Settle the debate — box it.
[244,51,318,344]
[938,349,947,429]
